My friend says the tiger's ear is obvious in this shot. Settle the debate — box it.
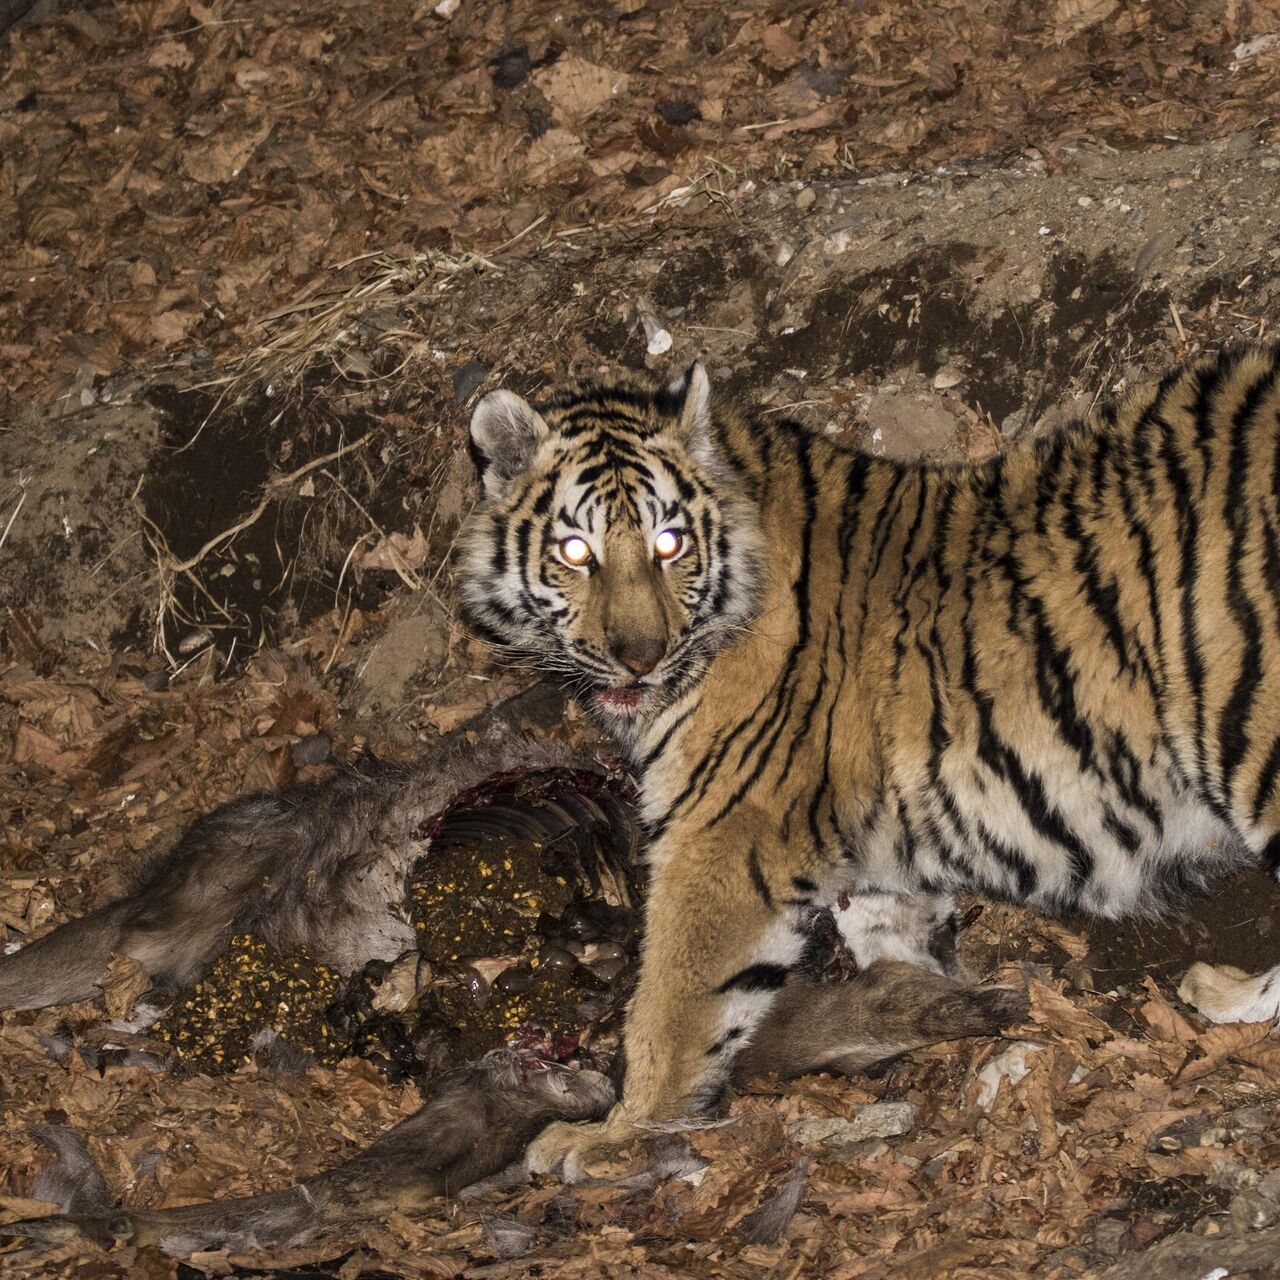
[469,390,549,499]
[662,360,715,466]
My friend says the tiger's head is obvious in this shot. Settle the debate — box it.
[459,364,763,728]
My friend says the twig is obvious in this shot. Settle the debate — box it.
[320,468,424,592]
[0,483,28,556]
[322,598,359,675]
[154,19,253,38]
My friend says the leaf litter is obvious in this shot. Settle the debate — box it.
[6,0,1280,1277]
[7,0,1280,413]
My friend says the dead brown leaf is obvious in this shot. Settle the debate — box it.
[151,308,201,346]
[12,722,80,774]
[1054,0,1120,41]
[361,526,429,575]
[759,23,803,70]
[1179,1020,1275,1081]
[1026,977,1111,1050]
[101,951,152,1021]
[1136,976,1200,1047]
[181,121,273,186]
[535,56,630,123]
[523,128,586,183]
[1033,919,1091,961]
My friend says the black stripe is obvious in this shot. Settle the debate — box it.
[890,476,932,679]
[1102,805,1142,854]
[747,845,774,911]
[706,1026,746,1056]
[867,470,908,584]
[1058,441,1132,675]
[889,794,913,872]
[1218,368,1277,805]
[1249,733,1280,827]
[990,468,1107,797]
[702,437,821,826]
[1159,361,1227,812]
[958,501,1082,896]
[806,454,868,852]
[1113,419,1169,718]
[972,818,1040,900]
[1191,350,1228,498]
[1263,833,1280,877]
[659,431,816,829]
[715,963,790,994]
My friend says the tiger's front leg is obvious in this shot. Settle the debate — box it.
[526,815,810,1175]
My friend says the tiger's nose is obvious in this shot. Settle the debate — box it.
[611,636,666,676]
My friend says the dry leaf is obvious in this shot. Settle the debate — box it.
[149,40,194,69]
[12,723,80,774]
[523,128,586,183]
[1136,976,1200,1046]
[759,23,803,70]
[362,526,429,574]
[181,121,272,185]
[151,308,200,346]
[0,1196,60,1223]
[371,953,430,1014]
[1035,920,1091,960]
[1026,977,1111,1049]
[1054,0,1119,41]
[1179,1020,1275,1081]
[534,56,629,123]
[101,952,152,1021]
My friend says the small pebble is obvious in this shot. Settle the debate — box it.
[177,628,212,655]
[142,669,170,692]
[491,49,531,90]
[788,1101,918,1150]
[796,187,816,211]
[292,732,331,767]
[1090,1218,1128,1257]
[451,359,488,404]
[1207,1157,1262,1192]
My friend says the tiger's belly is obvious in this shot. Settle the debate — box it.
[848,753,1249,919]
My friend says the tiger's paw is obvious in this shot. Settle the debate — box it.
[525,1110,641,1182]
[1179,961,1280,1025]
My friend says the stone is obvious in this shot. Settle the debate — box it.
[788,1101,917,1151]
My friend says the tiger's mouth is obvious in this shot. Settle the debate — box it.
[589,684,654,719]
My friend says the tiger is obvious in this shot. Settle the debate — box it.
[459,345,1280,1176]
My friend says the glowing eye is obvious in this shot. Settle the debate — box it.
[559,535,594,568]
[654,529,684,561]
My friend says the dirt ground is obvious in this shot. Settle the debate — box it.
[8,1,1280,1278]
